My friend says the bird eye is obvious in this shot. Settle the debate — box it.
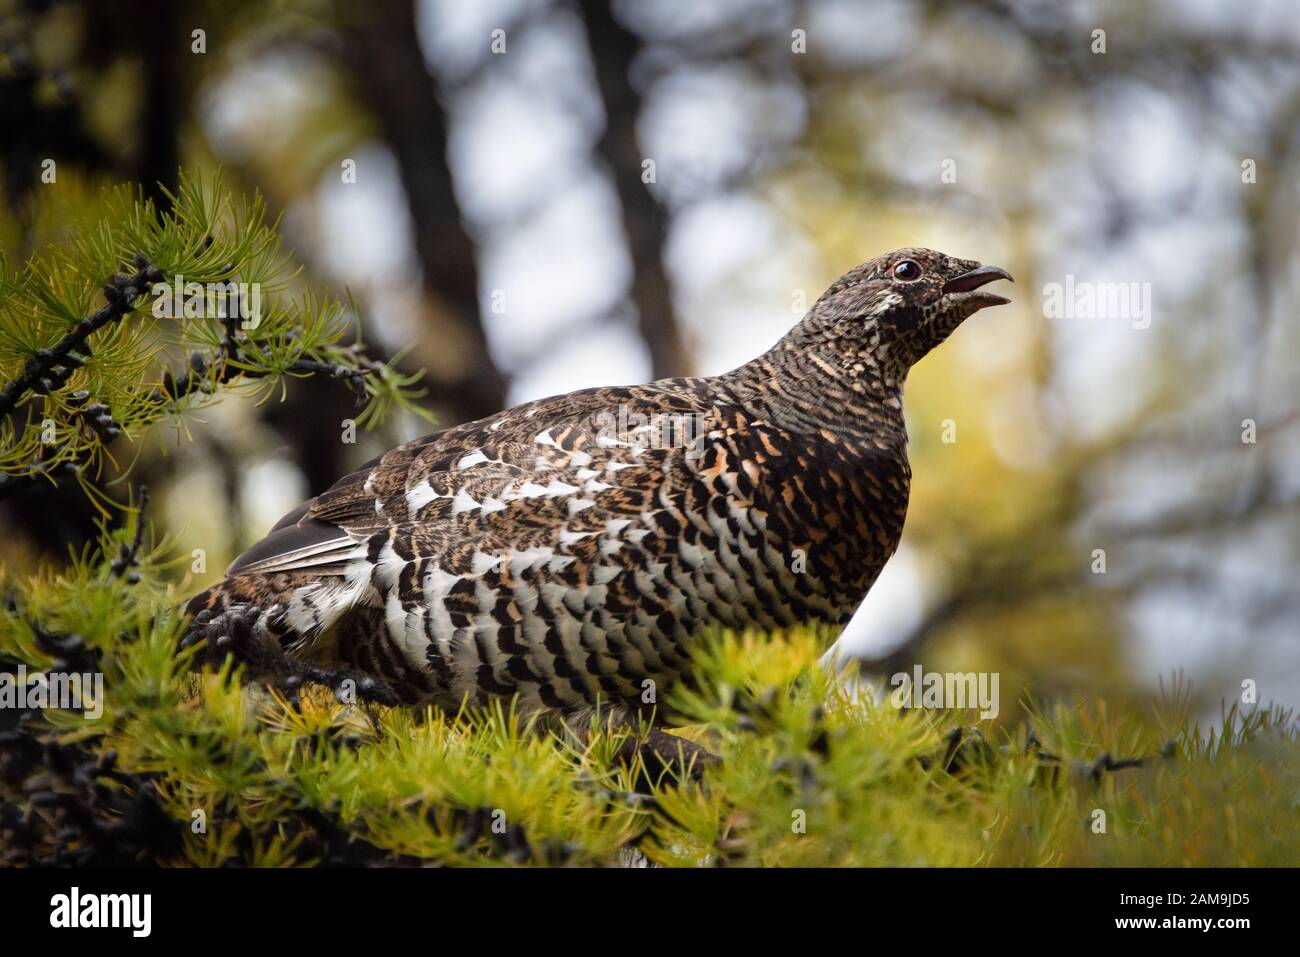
[892,260,922,281]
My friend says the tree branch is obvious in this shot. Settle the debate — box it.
[0,257,161,419]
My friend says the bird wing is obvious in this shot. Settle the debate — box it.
[225,383,717,586]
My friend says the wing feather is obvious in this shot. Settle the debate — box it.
[226,518,360,575]
[224,383,714,579]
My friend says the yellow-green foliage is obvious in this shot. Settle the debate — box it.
[1,533,1295,867]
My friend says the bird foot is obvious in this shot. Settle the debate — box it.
[615,728,719,790]
[180,606,400,706]
[277,663,402,708]
[181,605,279,672]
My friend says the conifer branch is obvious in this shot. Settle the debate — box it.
[1,174,432,503]
[0,258,160,419]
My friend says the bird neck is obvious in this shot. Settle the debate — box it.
[719,328,910,445]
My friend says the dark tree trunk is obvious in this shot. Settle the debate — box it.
[579,0,691,379]
[334,0,508,425]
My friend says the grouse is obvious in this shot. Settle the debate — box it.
[185,248,1011,717]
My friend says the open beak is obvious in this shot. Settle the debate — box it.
[942,265,1014,306]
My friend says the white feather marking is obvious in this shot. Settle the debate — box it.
[509,547,554,570]
[540,582,569,607]
[451,490,481,513]
[394,600,430,666]
[406,480,447,513]
[512,481,549,499]
[471,551,504,576]
[373,541,407,586]
[384,592,413,649]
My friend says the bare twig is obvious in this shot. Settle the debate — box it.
[109,486,149,581]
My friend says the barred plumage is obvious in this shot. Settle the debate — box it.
[185,248,1011,716]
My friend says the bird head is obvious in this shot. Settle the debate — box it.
[804,247,1013,379]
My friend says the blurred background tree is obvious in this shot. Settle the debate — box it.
[2,0,1297,723]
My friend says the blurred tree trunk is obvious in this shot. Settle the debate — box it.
[79,0,184,210]
[334,0,508,425]
[0,5,113,223]
[579,0,691,379]
[0,0,184,556]
[128,0,183,211]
